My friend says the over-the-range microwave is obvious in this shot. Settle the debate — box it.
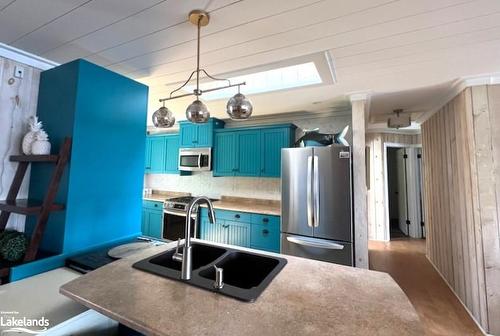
[178,147,211,171]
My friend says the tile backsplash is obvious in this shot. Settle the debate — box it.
[145,173,281,200]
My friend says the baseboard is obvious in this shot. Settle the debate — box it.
[426,255,492,336]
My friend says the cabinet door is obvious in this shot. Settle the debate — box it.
[237,130,261,176]
[226,220,251,247]
[141,209,150,236]
[180,124,198,147]
[164,136,180,173]
[250,224,280,252]
[213,132,237,176]
[149,136,166,173]
[200,216,227,244]
[148,210,163,239]
[197,123,211,147]
[144,137,152,173]
[261,128,289,177]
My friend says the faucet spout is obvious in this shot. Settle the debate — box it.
[178,196,216,280]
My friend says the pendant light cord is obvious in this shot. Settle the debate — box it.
[196,17,201,97]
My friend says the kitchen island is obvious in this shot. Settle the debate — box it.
[60,240,422,336]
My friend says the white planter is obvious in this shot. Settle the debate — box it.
[31,140,51,155]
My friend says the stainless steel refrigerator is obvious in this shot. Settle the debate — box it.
[281,145,353,266]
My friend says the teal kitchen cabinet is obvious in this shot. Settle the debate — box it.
[261,127,293,177]
[145,134,181,174]
[179,118,224,148]
[238,130,261,177]
[142,200,163,239]
[214,132,237,176]
[164,135,180,173]
[199,208,279,252]
[147,136,166,173]
[213,124,295,177]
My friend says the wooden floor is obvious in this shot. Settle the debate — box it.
[369,239,483,336]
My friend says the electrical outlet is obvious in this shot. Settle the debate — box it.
[14,65,24,79]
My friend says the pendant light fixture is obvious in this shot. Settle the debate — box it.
[152,101,175,128]
[157,9,252,125]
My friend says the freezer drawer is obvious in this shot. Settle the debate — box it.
[281,234,353,266]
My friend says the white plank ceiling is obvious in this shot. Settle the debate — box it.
[2,0,500,126]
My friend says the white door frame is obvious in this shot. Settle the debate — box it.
[383,142,422,240]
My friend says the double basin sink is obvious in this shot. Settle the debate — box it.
[132,241,287,302]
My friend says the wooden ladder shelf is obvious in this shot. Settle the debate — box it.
[0,137,71,284]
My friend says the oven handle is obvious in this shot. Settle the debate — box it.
[164,210,197,218]
[198,154,202,168]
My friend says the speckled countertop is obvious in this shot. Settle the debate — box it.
[60,240,422,336]
[205,196,281,216]
[143,191,190,202]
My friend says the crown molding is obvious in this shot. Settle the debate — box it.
[416,73,500,124]
[0,43,58,70]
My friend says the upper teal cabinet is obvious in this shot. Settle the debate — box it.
[145,134,181,174]
[179,118,225,148]
[213,124,295,177]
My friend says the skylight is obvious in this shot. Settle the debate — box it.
[183,62,322,101]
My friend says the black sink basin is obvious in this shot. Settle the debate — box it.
[149,244,226,271]
[133,241,287,302]
[199,252,280,289]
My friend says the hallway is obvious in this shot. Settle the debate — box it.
[369,239,483,336]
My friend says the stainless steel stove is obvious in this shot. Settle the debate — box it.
[162,196,218,241]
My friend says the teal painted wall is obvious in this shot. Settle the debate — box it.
[27,59,148,254]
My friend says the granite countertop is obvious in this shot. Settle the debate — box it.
[60,240,422,336]
[206,196,281,216]
[143,191,191,202]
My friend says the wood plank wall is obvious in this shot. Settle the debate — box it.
[421,86,500,335]
[0,56,41,232]
[365,133,421,241]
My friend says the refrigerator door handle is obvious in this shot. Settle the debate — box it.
[313,155,320,227]
[307,156,314,227]
[286,236,345,250]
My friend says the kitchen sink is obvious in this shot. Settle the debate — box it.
[149,243,226,271]
[199,252,280,289]
[133,241,287,302]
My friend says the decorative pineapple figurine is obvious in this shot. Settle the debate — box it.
[21,116,43,155]
[31,130,51,155]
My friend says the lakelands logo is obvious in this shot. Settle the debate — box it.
[0,311,49,335]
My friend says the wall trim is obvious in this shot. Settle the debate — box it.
[416,73,500,124]
[427,256,490,336]
[0,42,58,70]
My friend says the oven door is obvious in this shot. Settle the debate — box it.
[178,148,211,171]
[163,210,198,241]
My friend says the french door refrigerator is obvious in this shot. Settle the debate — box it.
[281,145,353,266]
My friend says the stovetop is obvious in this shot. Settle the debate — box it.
[164,196,218,213]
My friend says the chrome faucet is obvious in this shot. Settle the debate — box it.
[172,196,216,280]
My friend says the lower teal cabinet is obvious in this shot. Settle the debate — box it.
[142,201,163,239]
[250,224,280,252]
[199,208,279,252]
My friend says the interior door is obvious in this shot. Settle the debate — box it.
[312,146,352,242]
[396,148,409,235]
[281,147,314,236]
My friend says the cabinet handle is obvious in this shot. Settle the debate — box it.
[262,229,269,235]
[223,224,229,228]
[235,214,240,219]
[262,218,269,223]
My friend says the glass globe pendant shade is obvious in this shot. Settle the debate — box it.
[186,99,210,123]
[226,93,253,120]
[152,106,175,128]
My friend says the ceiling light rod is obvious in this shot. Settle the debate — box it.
[158,10,246,103]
